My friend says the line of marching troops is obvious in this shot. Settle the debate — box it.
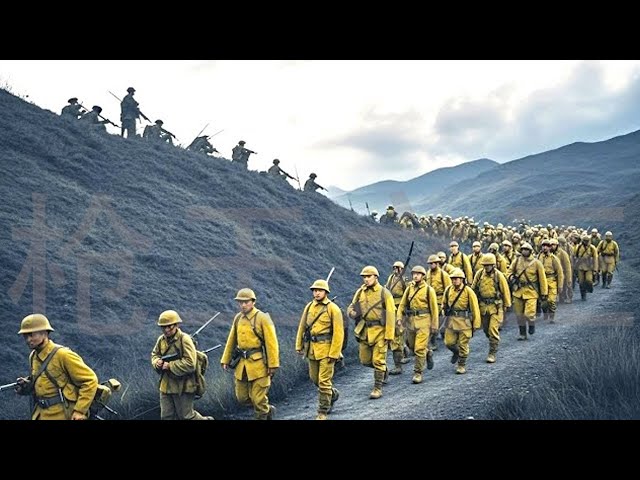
[6,216,620,421]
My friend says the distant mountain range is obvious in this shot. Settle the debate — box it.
[331,159,498,214]
[413,131,640,226]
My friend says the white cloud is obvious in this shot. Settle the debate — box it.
[1,60,639,190]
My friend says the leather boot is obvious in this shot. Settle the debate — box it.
[517,325,527,341]
[328,387,340,413]
[487,343,497,363]
[412,356,426,383]
[401,345,412,363]
[449,346,460,364]
[370,370,384,399]
[456,357,467,374]
[426,349,434,370]
[528,323,535,335]
[389,351,403,375]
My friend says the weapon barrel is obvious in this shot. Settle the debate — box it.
[191,312,221,339]
[0,382,18,393]
[203,344,223,354]
[326,267,335,282]
[160,352,181,362]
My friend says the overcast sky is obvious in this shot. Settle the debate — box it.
[2,60,640,191]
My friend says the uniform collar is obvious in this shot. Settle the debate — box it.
[365,282,380,292]
[35,339,57,361]
[241,307,258,319]
[314,297,330,306]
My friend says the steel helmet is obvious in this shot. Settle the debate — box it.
[18,314,54,334]
[449,268,466,279]
[481,253,496,265]
[427,254,440,264]
[234,288,257,301]
[309,279,330,293]
[157,310,182,327]
[393,261,404,268]
[411,265,427,275]
[360,265,379,277]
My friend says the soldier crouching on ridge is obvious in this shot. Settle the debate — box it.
[442,268,481,374]
[295,279,344,420]
[221,289,279,420]
[348,266,396,399]
[151,310,213,420]
[15,314,98,420]
[395,266,439,384]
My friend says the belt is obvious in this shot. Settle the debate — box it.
[238,347,262,359]
[479,298,499,304]
[365,320,383,327]
[310,334,332,343]
[407,309,430,316]
[602,253,614,256]
[34,395,64,409]
[449,310,470,317]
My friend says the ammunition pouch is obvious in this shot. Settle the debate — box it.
[229,347,262,368]
[353,319,366,342]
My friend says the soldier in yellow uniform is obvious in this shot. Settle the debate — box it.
[597,231,620,289]
[508,242,548,340]
[295,279,344,420]
[15,314,98,420]
[501,240,516,267]
[488,242,508,275]
[221,289,280,419]
[471,254,511,363]
[426,254,452,351]
[511,233,523,253]
[468,241,485,278]
[537,239,564,323]
[574,234,599,301]
[151,310,213,420]
[385,261,410,374]
[396,266,440,383]
[448,241,473,284]
[438,251,456,275]
[348,266,396,399]
[553,237,573,304]
[441,269,481,374]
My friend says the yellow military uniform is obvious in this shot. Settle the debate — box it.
[442,263,456,275]
[574,242,599,299]
[396,280,439,378]
[537,252,564,321]
[221,307,280,419]
[151,329,209,420]
[471,268,511,358]
[25,340,97,420]
[348,282,395,395]
[508,255,548,335]
[495,253,509,275]
[295,298,344,415]
[426,267,452,315]
[448,251,473,284]
[385,273,408,355]
[441,284,481,370]
[556,247,573,303]
[469,252,485,278]
[597,239,620,287]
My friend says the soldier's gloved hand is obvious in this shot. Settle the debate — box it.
[15,377,32,395]
[268,368,277,377]
[154,359,163,369]
[327,358,336,364]
[296,349,304,356]
[430,328,438,337]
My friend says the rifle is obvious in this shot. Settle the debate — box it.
[366,202,371,217]
[316,183,328,191]
[0,382,18,393]
[193,122,210,141]
[326,267,335,282]
[191,312,221,343]
[108,90,150,122]
[78,102,121,128]
[159,126,177,140]
[293,165,302,191]
[348,196,354,212]
[202,344,223,354]
[388,241,415,293]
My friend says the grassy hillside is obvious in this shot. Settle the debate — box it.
[415,132,640,225]
[332,158,497,214]
[0,89,443,419]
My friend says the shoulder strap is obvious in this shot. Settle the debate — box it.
[407,283,424,307]
[31,346,63,386]
[305,302,328,330]
[446,286,467,313]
